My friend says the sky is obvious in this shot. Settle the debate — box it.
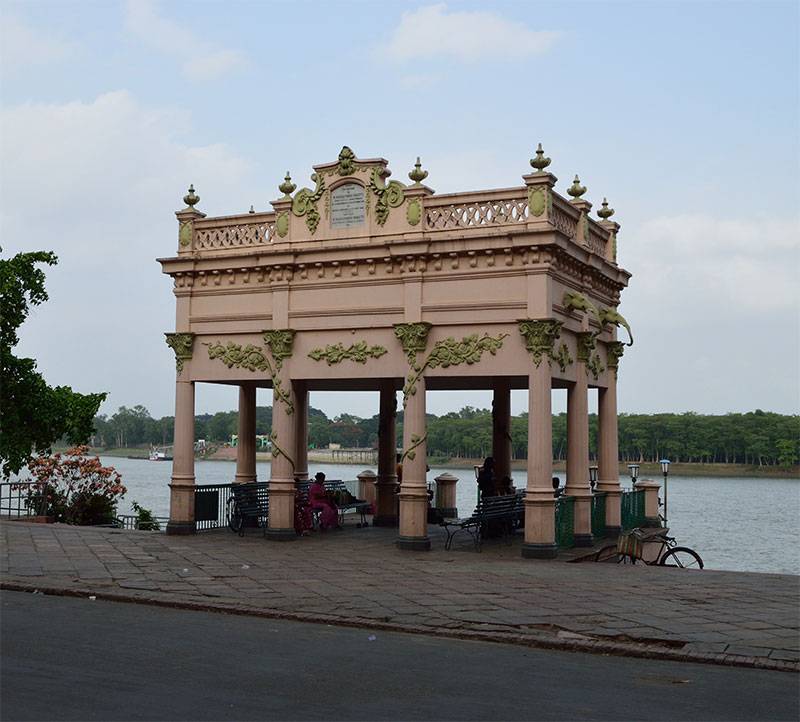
[1,0,798,421]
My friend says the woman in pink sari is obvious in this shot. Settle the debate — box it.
[309,472,339,530]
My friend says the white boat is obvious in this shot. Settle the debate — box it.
[149,448,172,461]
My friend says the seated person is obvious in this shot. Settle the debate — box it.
[495,476,516,496]
[552,476,563,498]
[309,471,339,530]
[477,456,496,498]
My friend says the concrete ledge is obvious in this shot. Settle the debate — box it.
[521,543,558,559]
[265,528,296,541]
[165,522,196,536]
[396,536,431,551]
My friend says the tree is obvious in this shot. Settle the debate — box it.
[0,249,106,477]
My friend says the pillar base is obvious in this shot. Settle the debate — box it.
[604,525,621,538]
[166,521,196,536]
[396,535,431,551]
[574,533,594,547]
[521,543,558,559]
[643,516,662,528]
[436,507,458,519]
[266,528,296,541]
[372,515,398,527]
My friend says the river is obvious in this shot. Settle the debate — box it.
[103,457,800,576]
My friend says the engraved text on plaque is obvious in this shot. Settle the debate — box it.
[330,183,366,228]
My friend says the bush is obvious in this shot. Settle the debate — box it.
[131,501,160,531]
[24,446,126,525]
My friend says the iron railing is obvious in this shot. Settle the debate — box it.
[194,483,234,531]
[555,496,575,548]
[0,481,45,518]
[114,515,170,531]
[621,489,646,530]
[591,492,607,537]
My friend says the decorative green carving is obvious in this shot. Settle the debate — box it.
[605,341,625,378]
[393,322,432,364]
[587,352,605,380]
[582,212,591,244]
[576,331,599,363]
[165,332,194,373]
[179,221,192,247]
[563,291,600,321]
[567,175,587,200]
[337,146,356,176]
[276,211,289,238]
[529,143,551,173]
[406,198,421,226]
[401,332,508,405]
[262,329,295,368]
[408,157,428,186]
[269,430,295,471]
[291,173,325,234]
[518,319,562,367]
[183,184,199,208]
[368,168,405,225]
[204,339,293,414]
[597,198,615,220]
[553,342,573,373]
[401,432,427,462]
[598,307,634,346]
[278,172,296,199]
[528,187,546,217]
[308,342,387,365]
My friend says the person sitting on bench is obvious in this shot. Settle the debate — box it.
[309,472,339,530]
[477,457,496,499]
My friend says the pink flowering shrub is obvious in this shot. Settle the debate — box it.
[24,446,127,525]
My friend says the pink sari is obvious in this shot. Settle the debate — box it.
[309,481,338,529]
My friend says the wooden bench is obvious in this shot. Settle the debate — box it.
[227,482,269,536]
[440,494,519,551]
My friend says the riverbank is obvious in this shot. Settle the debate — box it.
[91,447,799,479]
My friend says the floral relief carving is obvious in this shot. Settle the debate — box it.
[587,352,605,380]
[606,341,625,378]
[308,341,388,365]
[518,319,562,367]
[291,173,326,234]
[553,342,573,373]
[165,333,194,373]
[576,331,600,363]
[368,168,405,225]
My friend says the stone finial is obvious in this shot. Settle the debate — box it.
[567,175,587,200]
[408,157,428,185]
[278,172,296,199]
[183,184,200,208]
[597,198,615,220]
[249,205,255,214]
[529,143,551,173]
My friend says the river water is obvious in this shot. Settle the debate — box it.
[97,458,800,576]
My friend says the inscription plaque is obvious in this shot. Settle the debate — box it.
[331,183,366,228]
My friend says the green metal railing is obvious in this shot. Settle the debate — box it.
[620,489,646,530]
[555,496,575,548]
[591,492,607,537]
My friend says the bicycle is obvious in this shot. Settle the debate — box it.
[594,526,704,569]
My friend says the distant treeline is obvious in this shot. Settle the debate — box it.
[91,405,798,468]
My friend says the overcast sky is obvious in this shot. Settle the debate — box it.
[1,0,798,421]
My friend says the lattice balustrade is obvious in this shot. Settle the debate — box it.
[425,196,529,230]
[549,206,578,240]
[587,226,608,256]
[194,220,275,250]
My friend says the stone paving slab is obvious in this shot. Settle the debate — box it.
[1,519,798,672]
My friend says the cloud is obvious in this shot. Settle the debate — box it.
[623,214,800,317]
[385,3,560,63]
[0,14,78,69]
[124,0,246,80]
[0,91,253,417]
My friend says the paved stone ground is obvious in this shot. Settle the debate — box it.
[2,519,798,672]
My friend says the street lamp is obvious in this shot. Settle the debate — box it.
[660,459,670,526]
[589,465,598,493]
[627,463,639,488]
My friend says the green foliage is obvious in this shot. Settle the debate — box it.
[0,249,106,477]
[131,500,161,531]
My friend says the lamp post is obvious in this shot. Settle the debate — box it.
[589,465,598,493]
[627,463,639,489]
[660,459,670,526]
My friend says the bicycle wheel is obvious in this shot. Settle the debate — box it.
[659,546,704,569]
[227,501,242,534]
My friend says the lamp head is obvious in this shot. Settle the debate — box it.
[589,465,598,483]
[627,463,640,481]
[660,459,671,475]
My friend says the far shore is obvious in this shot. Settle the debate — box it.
[92,447,799,479]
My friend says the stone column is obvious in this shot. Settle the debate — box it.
[167,379,196,535]
[433,472,458,518]
[235,383,257,484]
[397,376,430,551]
[357,470,377,508]
[597,383,621,536]
[294,380,309,481]
[522,363,557,558]
[374,381,399,527]
[492,380,512,481]
[566,348,593,547]
[635,480,662,527]
[266,371,297,541]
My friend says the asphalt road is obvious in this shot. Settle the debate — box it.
[1,591,797,722]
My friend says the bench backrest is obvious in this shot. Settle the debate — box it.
[231,482,269,514]
[476,494,518,520]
